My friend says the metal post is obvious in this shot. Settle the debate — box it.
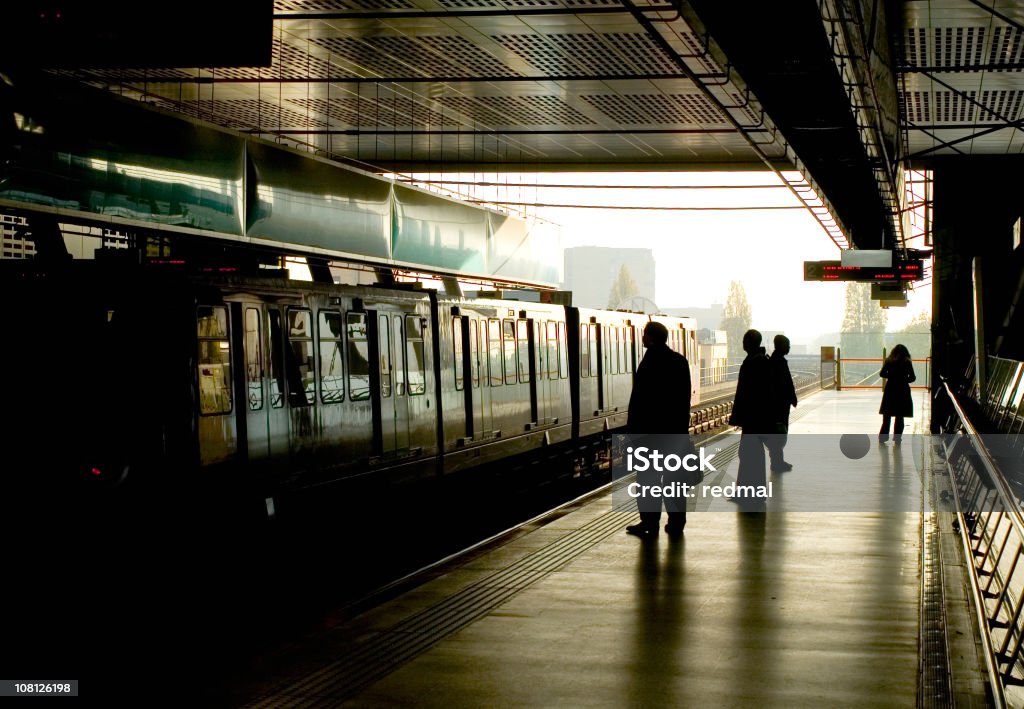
[836,346,843,391]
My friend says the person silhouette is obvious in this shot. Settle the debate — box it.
[625,321,692,538]
[729,329,771,505]
[879,344,915,443]
[767,334,797,472]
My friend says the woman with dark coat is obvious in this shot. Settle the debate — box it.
[879,344,916,443]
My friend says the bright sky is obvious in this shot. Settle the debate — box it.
[408,171,932,347]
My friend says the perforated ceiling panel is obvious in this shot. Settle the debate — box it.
[441,95,596,125]
[901,3,1024,156]
[492,32,679,76]
[50,1,798,168]
[579,93,725,125]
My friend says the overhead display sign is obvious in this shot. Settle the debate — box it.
[803,259,924,282]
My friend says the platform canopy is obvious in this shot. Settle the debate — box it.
[6,0,1024,251]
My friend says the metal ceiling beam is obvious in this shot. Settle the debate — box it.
[273,6,677,19]
[78,73,700,83]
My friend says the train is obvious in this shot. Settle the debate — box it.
[4,260,700,523]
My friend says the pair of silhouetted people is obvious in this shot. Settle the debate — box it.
[625,321,692,538]
[729,330,798,498]
[879,344,915,443]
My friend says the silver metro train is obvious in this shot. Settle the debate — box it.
[5,263,699,519]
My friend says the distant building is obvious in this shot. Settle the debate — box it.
[661,303,724,331]
[562,246,655,309]
[698,330,729,385]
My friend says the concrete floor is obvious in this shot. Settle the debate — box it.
[243,389,936,708]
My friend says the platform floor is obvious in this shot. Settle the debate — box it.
[235,389,958,708]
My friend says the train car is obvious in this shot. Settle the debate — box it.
[436,296,572,474]
[4,258,707,531]
[573,308,643,438]
[648,313,701,410]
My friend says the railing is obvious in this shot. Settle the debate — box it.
[835,354,931,390]
[940,377,1024,707]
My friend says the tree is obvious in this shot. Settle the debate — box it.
[899,310,931,333]
[607,264,639,309]
[839,282,888,358]
[720,280,752,361]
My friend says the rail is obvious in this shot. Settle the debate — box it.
[940,380,1024,707]
[836,355,931,390]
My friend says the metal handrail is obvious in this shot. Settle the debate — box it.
[941,380,1024,706]
[944,382,1024,546]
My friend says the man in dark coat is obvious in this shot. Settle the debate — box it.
[728,329,771,498]
[767,334,797,472]
[625,321,692,538]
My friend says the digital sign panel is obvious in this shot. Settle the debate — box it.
[803,259,924,282]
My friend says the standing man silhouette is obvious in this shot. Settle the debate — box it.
[625,321,692,538]
[729,329,771,504]
[767,334,797,472]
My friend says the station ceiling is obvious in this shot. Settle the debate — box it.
[30,1,1024,249]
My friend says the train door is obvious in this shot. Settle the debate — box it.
[471,318,491,436]
[519,318,537,424]
[392,314,411,452]
[452,315,473,438]
[236,302,269,463]
[262,305,291,463]
[375,313,398,456]
[537,321,553,425]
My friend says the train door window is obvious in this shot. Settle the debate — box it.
[558,322,568,379]
[610,325,618,372]
[379,315,392,398]
[546,322,558,379]
[453,317,464,391]
[346,313,370,401]
[598,325,606,372]
[393,315,406,396]
[487,319,502,386]
[286,308,315,407]
[405,315,426,395]
[589,325,599,378]
[580,324,590,378]
[516,319,530,383]
[470,319,480,388]
[625,327,634,373]
[535,321,544,379]
[244,308,263,410]
[197,305,232,415]
[503,319,517,385]
[268,309,285,408]
[318,311,344,404]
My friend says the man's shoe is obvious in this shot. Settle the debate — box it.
[770,462,793,472]
[664,524,685,536]
[626,523,656,538]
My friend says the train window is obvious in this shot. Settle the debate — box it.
[589,326,598,377]
[619,327,626,374]
[470,319,480,388]
[580,324,590,378]
[286,308,315,407]
[268,309,285,408]
[516,319,530,383]
[379,315,392,399]
[487,319,502,386]
[603,326,611,374]
[558,322,568,379]
[546,322,558,379]
[393,315,406,396]
[347,313,370,401]
[318,311,344,404]
[625,327,634,373]
[610,325,618,372]
[453,317,464,391]
[502,319,517,385]
[405,315,426,395]
[197,305,232,415]
[245,308,263,411]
